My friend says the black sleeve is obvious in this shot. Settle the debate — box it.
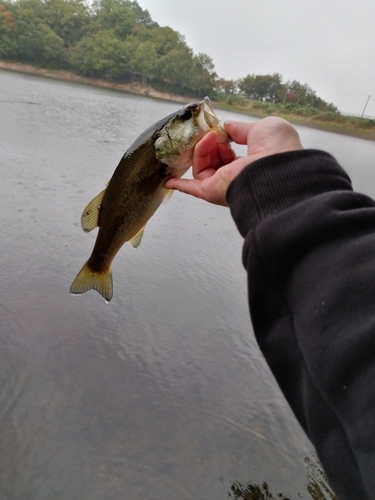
[226,149,375,500]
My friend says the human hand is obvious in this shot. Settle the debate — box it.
[165,116,304,206]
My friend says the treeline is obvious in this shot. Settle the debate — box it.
[0,0,216,96]
[218,73,338,112]
[0,0,336,111]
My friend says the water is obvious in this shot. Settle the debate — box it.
[1,69,374,500]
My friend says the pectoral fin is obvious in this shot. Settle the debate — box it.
[81,188,106,232]
[162,188,173,204]
[129,226,145,248]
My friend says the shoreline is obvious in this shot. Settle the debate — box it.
[1,60,374,142]
[0,60,192,105]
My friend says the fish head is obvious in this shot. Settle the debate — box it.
[154,97,229,174]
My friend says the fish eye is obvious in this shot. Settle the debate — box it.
[180,109,192,121]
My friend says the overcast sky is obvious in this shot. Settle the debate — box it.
[138,0,375,118]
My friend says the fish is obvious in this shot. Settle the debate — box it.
[70,96,229,302]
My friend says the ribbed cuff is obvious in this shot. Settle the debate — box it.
[226,149,353,238]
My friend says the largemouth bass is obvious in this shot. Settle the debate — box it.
[70,97,229,302]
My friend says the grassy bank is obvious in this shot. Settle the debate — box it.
[1,60,374,142]
[214,95,375,142]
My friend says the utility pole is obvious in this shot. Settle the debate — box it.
[283,88,289,105]
[361,95,371,118]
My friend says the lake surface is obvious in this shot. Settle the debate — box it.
[1,69,374,500]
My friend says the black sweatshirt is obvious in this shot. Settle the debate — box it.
[226,149,375,500]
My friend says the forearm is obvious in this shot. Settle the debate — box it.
[227,150,375,499]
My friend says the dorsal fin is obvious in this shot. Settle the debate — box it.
[128,226,145,248]
[81,188,106,232]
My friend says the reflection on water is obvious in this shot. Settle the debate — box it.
[229,455,337,499]
[1,69,374,499]
[304,457,337,500]
[229,481,291,499]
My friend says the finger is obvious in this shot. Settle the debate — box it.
[164,177,204,199]
[194,131,217,157]
[195,167,218,181]
[192,132,218,177]
[206,140,236,170]
[165,176,227,206]
[224,121,256,145]
[193,135,236,178]
[216,141,237,165]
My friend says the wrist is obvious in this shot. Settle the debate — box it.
[226,149,353,237]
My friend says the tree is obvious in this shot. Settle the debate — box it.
[239,73,283,102]
[40,0,90,47]
[283,80,338,111]
[215,78,237,95]
[91,0,153,39]
[150,26,185,56]
[73,29,126,79]
[91,0,136,39]
[8,1,65,66]
[191,52,216,96]
[0,2,16,58]
[156,46,194,91]
[131,40,157,84]
[126,0,154,27]
[284,80,312,105]
[238,73,255,98]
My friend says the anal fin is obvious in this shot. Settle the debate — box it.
[129,226,145,248]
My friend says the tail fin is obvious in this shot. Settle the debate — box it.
[70,261,113,303]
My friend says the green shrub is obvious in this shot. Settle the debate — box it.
[362,119,375,129]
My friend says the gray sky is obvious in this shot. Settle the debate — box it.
[138,0,375,118]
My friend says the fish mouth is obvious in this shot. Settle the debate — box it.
[198,97,229,143]
[197,96,220,129]
[201,96,217,119]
